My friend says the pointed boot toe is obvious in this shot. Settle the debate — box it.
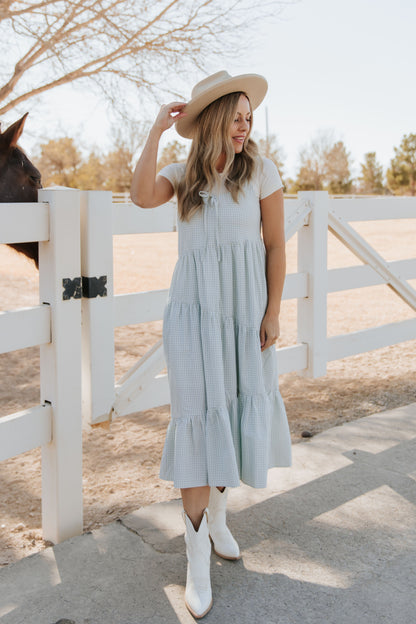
[183,509,213,618]
[185,588,213,619]
[209,527,240,560]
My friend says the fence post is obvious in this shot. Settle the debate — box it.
[38,187,83,543]
[80,190,115,426]
[297,191,328,378]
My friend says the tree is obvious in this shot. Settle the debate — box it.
[0,0,295,117]
[386,133,416,196]
[157,140,188,171]
[294,130,335,191]
[103,145,134,192]
[324,140,353,194]
[357,152,385,195]
[284,177,298,194]
[76,152,106,189]
[35,136,83,186]
[254,131,286,189]
[293,130,354,194]
[36,138,133,191]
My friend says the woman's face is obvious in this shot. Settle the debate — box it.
[229,94,251,153]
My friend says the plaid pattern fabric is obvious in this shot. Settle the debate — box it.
[158,157,292,488]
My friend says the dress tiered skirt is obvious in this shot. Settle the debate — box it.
[159,238,292,489]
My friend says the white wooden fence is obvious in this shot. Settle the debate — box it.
[1,189,415,544]
[84,190,416,425]
[0,189,83,545]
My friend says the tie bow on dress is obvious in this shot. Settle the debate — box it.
[199,190,222,262]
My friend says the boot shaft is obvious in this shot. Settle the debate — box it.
[208,486,228,523]
[183,508,211,557]
[207,487,241,560]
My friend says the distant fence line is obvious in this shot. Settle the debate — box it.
[112,191,411,203]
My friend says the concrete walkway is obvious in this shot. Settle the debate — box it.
[1,403,415,624]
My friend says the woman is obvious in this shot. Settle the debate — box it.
[131,70,292,618]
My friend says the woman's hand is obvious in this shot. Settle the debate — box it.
[260,311,280,352]
[153,101,187,133]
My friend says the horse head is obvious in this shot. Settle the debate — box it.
[0,113,42,268]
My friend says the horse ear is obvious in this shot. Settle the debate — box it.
[2,112,29,147]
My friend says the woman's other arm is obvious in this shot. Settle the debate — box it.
[259,188,286,350]
[260,187,286,315]
[130,102,187,208]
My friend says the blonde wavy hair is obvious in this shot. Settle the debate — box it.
[176,91,260,222]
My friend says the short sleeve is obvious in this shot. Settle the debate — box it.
[259,157,283,199]
[158,162,186,193]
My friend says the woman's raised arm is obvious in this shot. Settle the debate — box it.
[130,102,187,208]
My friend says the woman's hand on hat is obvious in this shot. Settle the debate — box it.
[153,101,187,133]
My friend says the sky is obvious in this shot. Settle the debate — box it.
[11,0,416,180]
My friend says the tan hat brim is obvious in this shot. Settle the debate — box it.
[175,73,268,139]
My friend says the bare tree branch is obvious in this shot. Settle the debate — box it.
[0,0,299,116]
[0,1,58,20]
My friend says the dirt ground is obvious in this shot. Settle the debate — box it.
[1,217,415,567]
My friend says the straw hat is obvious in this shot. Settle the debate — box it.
[175,70,268,139]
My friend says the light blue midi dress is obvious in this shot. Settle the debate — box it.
[158,156,292,489]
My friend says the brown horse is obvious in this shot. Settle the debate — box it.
[0,113,42,268]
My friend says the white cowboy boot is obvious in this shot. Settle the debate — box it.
[208,487,240,560]
[183,508,213,619]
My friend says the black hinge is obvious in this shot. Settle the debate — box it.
[82,275,107,298]
[62,277,82,300]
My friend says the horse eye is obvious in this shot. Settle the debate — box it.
[29,174,42,187]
